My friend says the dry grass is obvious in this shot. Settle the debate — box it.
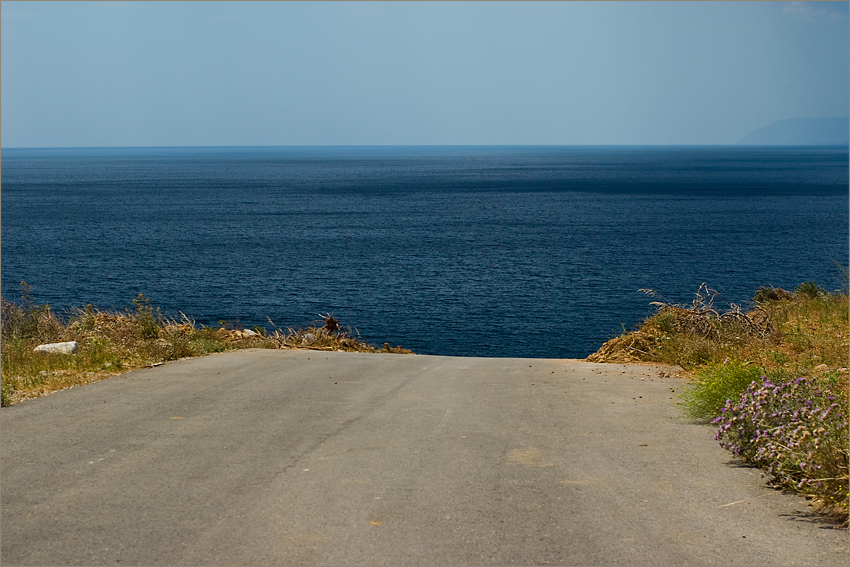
[1,291,411,406]
[588,283,849,379]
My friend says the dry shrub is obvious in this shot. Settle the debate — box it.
[588,283,848,375]
[268,315,411,354]
[587,333,652,364]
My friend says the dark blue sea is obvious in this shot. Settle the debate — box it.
[2,145,848,359]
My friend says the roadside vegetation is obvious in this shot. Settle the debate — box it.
[1,283,411,407]
[589,280,849,525]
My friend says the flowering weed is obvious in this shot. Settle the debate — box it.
[713,374,849,522]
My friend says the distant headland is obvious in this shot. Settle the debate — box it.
[737,116,849,145]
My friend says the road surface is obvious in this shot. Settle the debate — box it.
[2,349,846,565]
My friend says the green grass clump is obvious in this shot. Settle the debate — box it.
[794,281,827,298]
[679,359,764,421]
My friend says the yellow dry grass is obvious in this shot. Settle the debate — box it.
[588,284,849,382]
[1,298,410,406]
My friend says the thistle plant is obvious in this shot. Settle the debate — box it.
[713,375,849,519]
[132,293,162,339]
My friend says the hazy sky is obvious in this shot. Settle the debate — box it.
[2,1,848,147]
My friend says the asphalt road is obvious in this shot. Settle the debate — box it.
[2,350,846,565]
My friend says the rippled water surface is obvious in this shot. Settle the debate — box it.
[2,145,847,358]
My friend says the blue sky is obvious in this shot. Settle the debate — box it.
[2,1,848,147]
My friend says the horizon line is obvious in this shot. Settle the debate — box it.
[4,143,849,151]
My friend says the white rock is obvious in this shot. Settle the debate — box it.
[33,341,78,355]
